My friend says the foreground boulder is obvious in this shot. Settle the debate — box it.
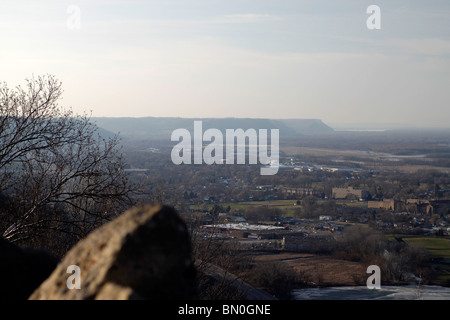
[0,237,59,300]
[29,204,197,300]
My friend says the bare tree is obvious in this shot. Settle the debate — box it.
[0,75,133,250]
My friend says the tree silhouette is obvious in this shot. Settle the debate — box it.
[0,75,132,249]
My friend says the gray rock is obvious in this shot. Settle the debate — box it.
[29,204,197,300]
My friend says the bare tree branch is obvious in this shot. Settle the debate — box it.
[0,75,135,246]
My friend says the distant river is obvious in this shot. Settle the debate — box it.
[292,285,450,300]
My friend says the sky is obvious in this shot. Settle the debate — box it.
[1,0,450,129]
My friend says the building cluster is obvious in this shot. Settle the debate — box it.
[368,198,450,215]
[368,199,397,211]
[197,220,338,252]
[279,187,319,198]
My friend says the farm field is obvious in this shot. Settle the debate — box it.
[251,252,367,287]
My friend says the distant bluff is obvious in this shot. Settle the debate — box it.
[91,117,334,140]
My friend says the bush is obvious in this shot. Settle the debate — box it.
[247,262,309,299]
[331,225,431,284]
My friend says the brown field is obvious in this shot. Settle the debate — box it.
[280,146,450,173]
[252,252,367,286]
[383,164,450,173]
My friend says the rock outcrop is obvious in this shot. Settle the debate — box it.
[0,237,59,300]
[29,204,197,300]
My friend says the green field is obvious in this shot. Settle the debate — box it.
[387,234,450,285]
[190,199,301,216]
[402,237,450,259]
[335,200,368,208]
[385,234,450,259]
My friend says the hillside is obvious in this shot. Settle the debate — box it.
[91,117,334,140]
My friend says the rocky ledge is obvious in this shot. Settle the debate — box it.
[1,204,197,300]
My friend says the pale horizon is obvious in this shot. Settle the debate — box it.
[1,0,450,128]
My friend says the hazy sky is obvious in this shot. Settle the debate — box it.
[1,0,450,128]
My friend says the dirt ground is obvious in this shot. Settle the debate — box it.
[252,252,367,286]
